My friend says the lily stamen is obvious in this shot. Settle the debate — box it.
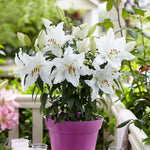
[109,49,120,58]
[31,67,40,76]
[68,66,76,77]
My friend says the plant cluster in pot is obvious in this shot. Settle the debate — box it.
[14,7,135,150]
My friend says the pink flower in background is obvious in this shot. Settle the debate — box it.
[0,104,19,131]
[0,88,20,112]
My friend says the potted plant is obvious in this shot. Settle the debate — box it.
[14,7,135,150]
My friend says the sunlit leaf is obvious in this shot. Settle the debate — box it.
[87,25,97,37]
[0,59,6,64]
[117,119,131,128]
[122,8,129,19]
[107,0,113,11]
[133,8,146,16]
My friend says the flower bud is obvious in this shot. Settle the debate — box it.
[56,6,65,21]
[90,36,96,54]
[77,38,90,53]
[38,30,47,50]
[17,32,31,47]
[72,24,89,38]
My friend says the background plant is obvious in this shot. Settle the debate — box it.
[102,0,150,143]
[0,0,57,58]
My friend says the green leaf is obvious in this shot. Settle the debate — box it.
[135,45,145,54]
[85,108,92,121]
[106,21,114,30]
[107,0,113,11]
[68,97,74,110]
[117,119,132,128]
[133,99,146,104]
[0,44,4,49]
[134,119,146,128]
[97,18,114,30]
[56,6,65,21]
[51,99,60,107]
[137,57,149,64]
[113,78,120,89]
[50,83,60,98]
[32,83,38,101]
[134,26,150,39]
[46,107,53,120]
[37,77,43,92]
[141,31,150,39]
[99,98,108,109]
[57,112,65,123]
[40,92,48,111]
[127,28,138,40]
[70,111,76,121]
[91,101,97,112]
[87,24,97,37]
[133,8,145,16]
[75,100,83,114]
[0,70,5,75]
[115,89,122,97]
[0,59,6,64]
[143,138,150,145]
[113,0,118,10]
[97,22,105,26]
[122,8,129,19]
[116,27,138,40]
[146,16,150,21]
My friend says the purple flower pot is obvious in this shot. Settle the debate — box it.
[44,115,103,150]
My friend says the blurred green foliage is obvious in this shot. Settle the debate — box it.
[102,0,150,144]
[0,0,57,57]
[116,3,150,143]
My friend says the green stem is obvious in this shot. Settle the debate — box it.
[128,61,134,76]
[139,15,145,58]
[117,5,123,37]
[128,61,142,93]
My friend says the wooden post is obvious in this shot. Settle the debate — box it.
[8,95,43,143]
[32,108,43,143]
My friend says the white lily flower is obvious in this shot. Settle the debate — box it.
[86,65,114,101]
[95,28,135,70]
[43,22,73,57]
[15,49,30,77]
[42,18,52,28]
[72,24,89,38]
[76,38,90,53]
[51,47,92,87]
[15,51,52,92]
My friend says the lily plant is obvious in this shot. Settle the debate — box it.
[15,7,135,123]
